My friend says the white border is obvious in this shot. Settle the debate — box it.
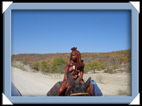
[2,1,13,13]
[130,1,140,13]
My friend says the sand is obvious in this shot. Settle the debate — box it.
[11,67,131,96]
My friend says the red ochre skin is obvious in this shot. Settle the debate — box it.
[58,47,93,96]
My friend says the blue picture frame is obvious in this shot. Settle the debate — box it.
[3,2,139,104]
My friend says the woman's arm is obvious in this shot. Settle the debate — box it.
[79,67,84,79]
[63,61,69,81]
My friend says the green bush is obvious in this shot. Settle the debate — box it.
[30,62,40,71]
[85,61,106,73]
[49,58,66,73]
[40,61,49,73]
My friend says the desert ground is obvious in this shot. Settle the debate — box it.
[11,66,131,96]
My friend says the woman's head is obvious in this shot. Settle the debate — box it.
[71,51,77,61]
[70,47,79,60]
[70,47,84,68]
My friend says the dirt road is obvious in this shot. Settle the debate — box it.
[12,67,131,96]
[11,67,63,96]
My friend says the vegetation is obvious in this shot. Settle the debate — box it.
[84,60,106,73]
[40,61,49,73]
[12,61,28,71]
[49,58,66,73]
[12,49,131,73]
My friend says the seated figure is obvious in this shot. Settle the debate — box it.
[58,47,93,96]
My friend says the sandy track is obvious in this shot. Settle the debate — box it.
[11,67,131,96]
[12,67,63,96]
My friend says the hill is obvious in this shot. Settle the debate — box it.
[12,49,131,73]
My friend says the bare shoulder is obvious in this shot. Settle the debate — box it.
[66,60,71,65]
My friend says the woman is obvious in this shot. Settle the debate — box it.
[58,47,93,96]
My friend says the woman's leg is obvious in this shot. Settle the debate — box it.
[87,86,93,96]
[58,81,67,96]
[81,79,85,84]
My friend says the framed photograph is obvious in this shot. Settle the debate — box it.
[3,2,139,104]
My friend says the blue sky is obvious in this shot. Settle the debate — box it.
[12,10,131,54]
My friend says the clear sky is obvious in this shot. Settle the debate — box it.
[12,10,131,54]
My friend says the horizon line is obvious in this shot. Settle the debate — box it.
[12,49,131,55]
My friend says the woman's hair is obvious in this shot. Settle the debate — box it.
[70,47,84,68]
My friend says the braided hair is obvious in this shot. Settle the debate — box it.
[70,47,84,68]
